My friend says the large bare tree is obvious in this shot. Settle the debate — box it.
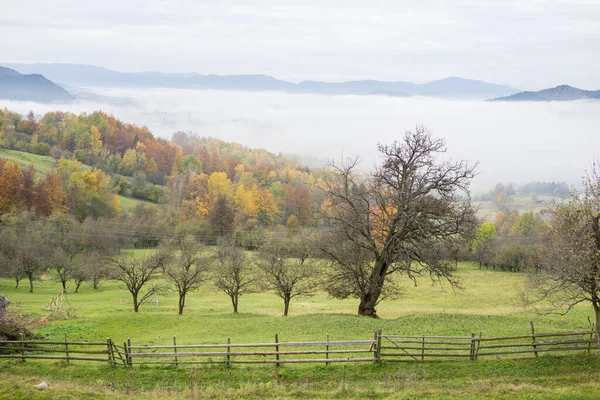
[524,164,600,334]
[319,126,477,317]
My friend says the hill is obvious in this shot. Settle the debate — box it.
[488,85,600,102]
[0,66,74,102]
[4,63,518,99]
[0,148,148,213]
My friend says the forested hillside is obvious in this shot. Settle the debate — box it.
[0,109,321,245]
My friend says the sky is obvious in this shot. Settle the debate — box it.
[2,0,600,89]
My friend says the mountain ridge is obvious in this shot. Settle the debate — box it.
[0,66,74,103]
[3,63,518,99]
[488,85,600,102]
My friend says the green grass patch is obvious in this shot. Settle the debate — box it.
[1,258,597,399]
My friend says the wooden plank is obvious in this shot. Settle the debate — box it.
[477,346,590,356]
[132,357,376,365]
[128,340,375,349]
[380,346,470,351]
[381,340,472,345]
[380,352,472,358]
[478,339,595,350]
[381,335,471,339]
[475,332,593,342]
[129,349,374,358]
[0,354,109,361]
[1,340,107,346]
[10,347,109,355]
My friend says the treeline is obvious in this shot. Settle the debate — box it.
[0,109,323,240]
[472,211,546,272]
[474,181,570,208]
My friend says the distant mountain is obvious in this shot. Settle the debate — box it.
[0,66,74,102]
[488,85,600,102]
[3,63,519,100]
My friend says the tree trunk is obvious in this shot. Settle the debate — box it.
[27,273,34,293]
[178,293,186,315]
[231,295,238,313]
[93,278,99,291]
[357,259,386,318]
[15,277,20,289]
[132,292,139,313]
[75,281,82,293]
[283,297,290,317]
[61,279,67,292]
[594,303,600,339]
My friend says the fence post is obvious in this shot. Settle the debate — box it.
[475,331,482,361]
[64,333,70,363]
[227,337,231,366]
[19,332,25,362]
[530,321,538,358]
[326,335,330,366]
[374,330,382,363]
[470,333,476,361]
[106,338,113,366]
[173,336,178,366]
[275,334,280,367]
[421,335,425,361]
[588,327,594,355]
[127,338,132,366]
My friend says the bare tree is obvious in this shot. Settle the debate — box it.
[161,236,212,315]
[524,164,600,335]
[319,127,477,317]
[113,253,168,312]
[257,231,316,316]
[214,241,255,313]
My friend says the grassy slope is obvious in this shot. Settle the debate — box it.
[1,259,598,399]
[0,148,149,213]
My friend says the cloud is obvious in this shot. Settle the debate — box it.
[1,0,599,88]
[1,88,596,191]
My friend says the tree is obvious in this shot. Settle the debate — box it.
[209,194,235,238]
[257,232,316,316]
[214,241,254,313]
[161,237,211,315]
[473,222,497,268]
[524,164,600,335]
[319,127,477,317]
[113,253,167,312]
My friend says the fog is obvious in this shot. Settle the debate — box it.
[2,88,598,192]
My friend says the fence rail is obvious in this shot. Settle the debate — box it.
[0,323,597,366]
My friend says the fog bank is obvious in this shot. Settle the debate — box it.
[2,88,597,191]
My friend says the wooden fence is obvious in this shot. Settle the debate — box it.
[126,334,376,366]
[1,325,597,366]
[0,333,117,364]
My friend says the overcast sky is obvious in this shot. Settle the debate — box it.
[2,0,599,89]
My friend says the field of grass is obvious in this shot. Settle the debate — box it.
[0,148,148,214]
[0,148,58,176]
[1,256,598,398]
[2,259,599,397]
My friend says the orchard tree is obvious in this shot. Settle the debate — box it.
[214,241,255,313]
[161,236,212,315]
[257,231,316,316]
[113,253,168,312]
[524,164,600,335]
[319,126,478,317]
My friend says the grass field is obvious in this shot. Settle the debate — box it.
[1,256,599,398]
[473,194,564,221]
[0,148,149,214]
